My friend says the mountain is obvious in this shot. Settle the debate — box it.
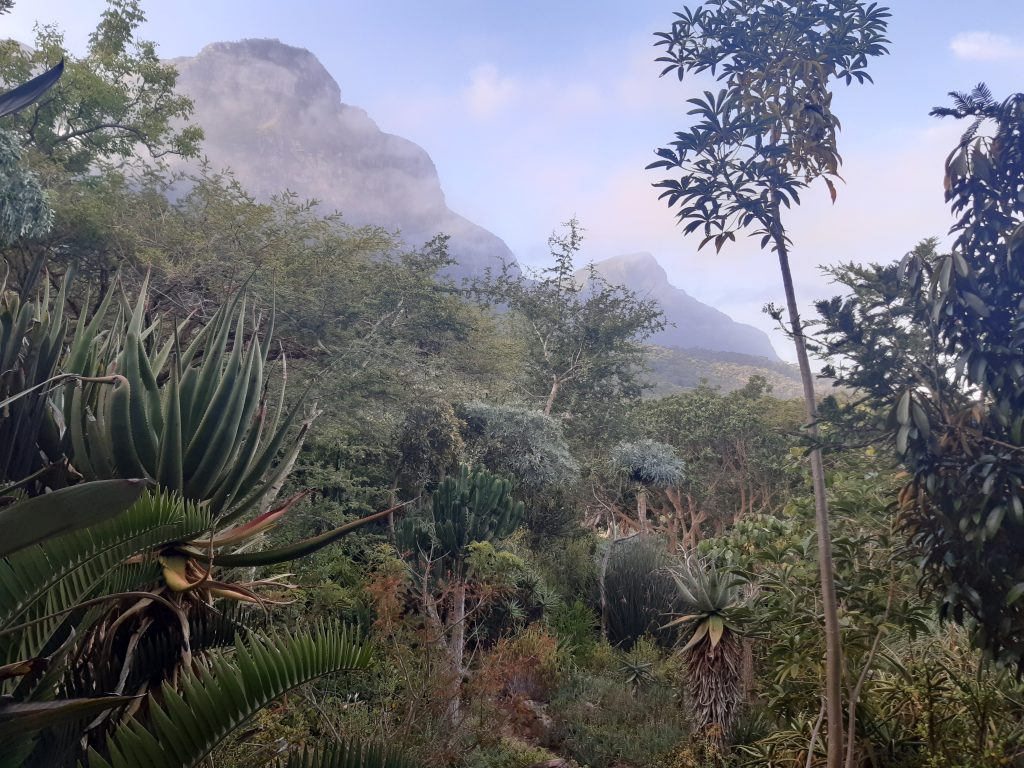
[586,252,781,360]
[169,40,793,389]
[168,39,516,277]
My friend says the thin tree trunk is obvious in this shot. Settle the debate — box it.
[636,487,648,532]
[774,229,844,767]
[544,375,560,416]
[599,506,618,638]
[448,580,467,723]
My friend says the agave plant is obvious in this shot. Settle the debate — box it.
[664,558,746,746]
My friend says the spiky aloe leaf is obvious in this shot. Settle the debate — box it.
[273,742,417,768]
[206,503,400,568]
[83,623,373,768]
[0,479,146,557]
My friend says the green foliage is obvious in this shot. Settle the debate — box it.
[464,738,567,768]
[399,465,523,578]
[273,742,417,768]
[458,401,579,493]
[0,130,51,244]
[67,277,307,521]
[84,623,372,768]
[609,439,683,488]
[816,88,1024,668]
[648,0,891,250]
[603,535,682,649]
[470,219,664,426]
[393,401,465,495]
[665,559,745,744]
[0,0,201,171]
[641,381,801,530]
[549,664,686,768]
[0,275,71,487]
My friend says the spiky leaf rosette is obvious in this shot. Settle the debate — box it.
[665,559,745,744]
[67,276,308,521]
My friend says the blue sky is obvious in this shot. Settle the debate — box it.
[6,1,1024,359]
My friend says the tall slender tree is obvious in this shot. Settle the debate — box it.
[647,3,891,764]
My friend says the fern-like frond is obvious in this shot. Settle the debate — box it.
[0,491,210,665]
[274,741,417,768]
[84,623,372,768]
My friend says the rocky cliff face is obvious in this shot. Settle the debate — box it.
[168,39,516,277]
[586,252,780,360]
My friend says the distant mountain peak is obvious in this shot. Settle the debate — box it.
[583,253,780,361]
[168,38,517,278]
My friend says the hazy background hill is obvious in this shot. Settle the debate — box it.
[585,252,780,360]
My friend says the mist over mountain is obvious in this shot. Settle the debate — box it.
[585,252,780,361]
[168,39,516,278]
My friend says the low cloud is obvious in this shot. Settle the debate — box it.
[950,31,1024,62]
[465,64,521,120]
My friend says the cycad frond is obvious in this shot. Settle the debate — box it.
[84,623,372,768]
[0,491,210,665]
[273,741,417,768]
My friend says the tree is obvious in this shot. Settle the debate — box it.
[817,88,1024,671]
[471,219,664,425]
[0,278,407,767]
[647,4,891,763]
[0,0,201,172]
[608,438,683,532]
[0,45,63,246]
[641,381,801,550]
[396,465,523,721]
[458,400,579,493]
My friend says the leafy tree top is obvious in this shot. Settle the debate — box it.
[647,0,890,251]
[470,218,665,419]
[609,438,684,488]
[0,0,202,172]
[458,400,579,492]
[816,86,1024,668]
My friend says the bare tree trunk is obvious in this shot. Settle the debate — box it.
[544,375,560,416]
[599,506,618,638]
[636,487,648,532]
[774,230,844,767]
[447,580,467,723]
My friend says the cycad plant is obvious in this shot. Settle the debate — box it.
[665,558,746,747]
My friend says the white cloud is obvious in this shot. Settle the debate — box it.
[950,31,1024,62]
[464,64,521,120]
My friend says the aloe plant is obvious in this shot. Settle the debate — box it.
[0,276,71,489]
[664,559,747,746]
[65,276,309,521]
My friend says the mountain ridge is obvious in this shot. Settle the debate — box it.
[585,252,780,361]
